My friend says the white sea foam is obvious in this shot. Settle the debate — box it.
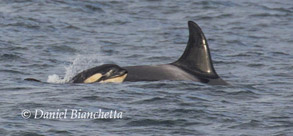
[47,74,65,83]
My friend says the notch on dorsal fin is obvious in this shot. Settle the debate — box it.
[172,21,219,78]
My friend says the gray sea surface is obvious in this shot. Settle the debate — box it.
[1,0,293,135]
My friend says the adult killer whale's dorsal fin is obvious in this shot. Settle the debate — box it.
[172,21,219,79]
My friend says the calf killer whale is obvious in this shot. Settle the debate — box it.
[70,64,127,83]
[25,64,128,83]
[25,21,228,85]
[122,21,228,85]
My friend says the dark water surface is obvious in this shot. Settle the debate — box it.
[1,0,293,135]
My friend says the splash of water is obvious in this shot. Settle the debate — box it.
[46,55,106,83]
[47,74,65,83]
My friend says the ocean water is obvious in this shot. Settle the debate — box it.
[0,0,293,135]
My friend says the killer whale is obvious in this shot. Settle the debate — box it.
[123,21,228,85]
[25,21,228,85]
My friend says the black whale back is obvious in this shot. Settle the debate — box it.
[172,21,219,79]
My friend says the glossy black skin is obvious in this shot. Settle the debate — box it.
[123,21,228,85]
[70,64,127,83]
